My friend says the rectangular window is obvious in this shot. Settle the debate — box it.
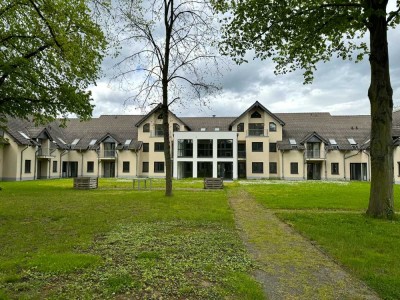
[217,139,233,158]
[252,162,263,174]
[123,161,130,173]
[252,142,263,152]
[154,142,164,152]
[87,161,94,173]
[154,162,165,173]
[178,139,193,157]
[142,162,149,173]
[248,123,264,136]
[269,162,277,174]
[142,143,149,152]
[290,162,298,174]
[269,143,277,152]
[331,163,339,175]
[198,139,213,157]
[52,161,58,173]
[238,142,246,158]
[155,124,164,136]
[24,160,31,173]
[398,162,400,177]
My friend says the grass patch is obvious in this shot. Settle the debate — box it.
[242,180,400,210]
[28,253,101,273]
[240,180,400,299]
[276,212,400,299]
[0,179,262,299]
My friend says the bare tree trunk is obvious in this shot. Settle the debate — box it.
[162,102,173,196]
[367,0,394,218]
[162,0,173,197]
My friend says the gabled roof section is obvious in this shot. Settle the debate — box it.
[229,101,285,128]
[300,131,329,145]
[135,104,192,130]
[97,133,120,145]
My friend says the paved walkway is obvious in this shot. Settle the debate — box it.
[228,189,381,300]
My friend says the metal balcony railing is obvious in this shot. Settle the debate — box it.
[248,129,268,136]
[37,148,55,157]
[100,150,116,158]
[306,149,324,159]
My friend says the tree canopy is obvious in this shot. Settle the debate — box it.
[0,0,107,126]
[213,0,400,218]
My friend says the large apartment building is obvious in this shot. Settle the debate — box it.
[2,101,400,182]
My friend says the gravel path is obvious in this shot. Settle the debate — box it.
[228,189,381,300]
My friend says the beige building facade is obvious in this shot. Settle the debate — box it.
[2,101,400,183]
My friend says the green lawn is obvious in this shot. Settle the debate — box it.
[0,179,263,299]
[242,180,400,300]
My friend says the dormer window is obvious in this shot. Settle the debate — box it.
[348,138,356,145]
[237,123,244,132]
[329,138,337,145]
[269,122,277,132]
[143,123,150,132]
[348,138,357,149]
[251,111,262,118]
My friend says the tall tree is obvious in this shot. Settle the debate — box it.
[113,0,221,196]
[0,0,107,126]
[213,0,400,218]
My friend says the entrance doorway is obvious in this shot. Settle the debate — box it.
[238,161,246,178]
[350,163,368,181]
[217,162,233,179]
[307,162,321,180]
[103,161,115,178]
[177,162,193,178]
[62,161,78,178]
[197,162,212,178]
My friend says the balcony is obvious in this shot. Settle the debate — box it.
[37,148,55,159]
[151,130,164,137]
[247,129,268,137]
[98,149,116,160]
[305,149,325,160]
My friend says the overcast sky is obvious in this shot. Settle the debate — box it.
[89,9,400,118]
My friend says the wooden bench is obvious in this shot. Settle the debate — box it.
[204,177,224,189]
[73,177,98,189]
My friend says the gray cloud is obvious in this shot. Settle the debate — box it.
[88,18,400,118]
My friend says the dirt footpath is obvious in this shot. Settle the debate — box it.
[228,189,381,300]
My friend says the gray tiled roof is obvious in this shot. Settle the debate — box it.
[63,115,143,150]
[5,107,400,152]
[276,113,371,150]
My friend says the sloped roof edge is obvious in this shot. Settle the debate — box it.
[134,104,192,130]
[229,101,286,127]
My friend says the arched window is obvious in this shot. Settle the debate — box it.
[143,123,150,132]
[237,123,244,132]
[251,111,261,118]
[158,113,163,119]
[269,122,277,132]
[173,123,180,132]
